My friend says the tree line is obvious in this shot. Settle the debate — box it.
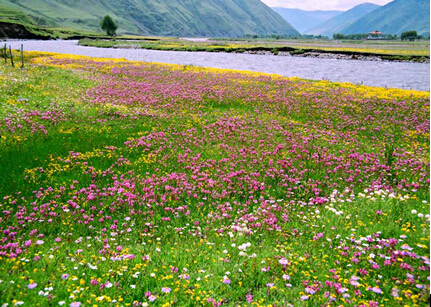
[333,30,426,41]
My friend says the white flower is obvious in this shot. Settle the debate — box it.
[411,210,417,214]
[239,251,247,257]
[418,213,424,218]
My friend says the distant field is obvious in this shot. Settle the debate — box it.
[78,37,430,62]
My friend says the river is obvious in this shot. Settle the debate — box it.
[3,40,430,91]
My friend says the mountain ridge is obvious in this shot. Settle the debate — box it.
[271,7,342,33]
[0,0,299,37]
[306,3,380,37]
[341,0,430,36]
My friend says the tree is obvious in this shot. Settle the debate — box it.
[100,15,118,36]
[401,30,418,41]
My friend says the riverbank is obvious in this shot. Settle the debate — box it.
[79,38,430,63]
[3,40,430,90]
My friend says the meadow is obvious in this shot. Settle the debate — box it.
[0,52,430,306]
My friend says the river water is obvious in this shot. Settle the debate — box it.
[3,40,430,91]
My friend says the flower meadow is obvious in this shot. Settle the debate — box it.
[0,53,430,307]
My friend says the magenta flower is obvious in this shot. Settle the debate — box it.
[246,294,253,303]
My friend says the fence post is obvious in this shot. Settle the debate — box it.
[3,44,6,64]
[9,46,14,67]
[21,44,24,68]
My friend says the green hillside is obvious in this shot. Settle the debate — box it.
[306,3,380,37]
[271,8,342,34]
[341,0,430,36]
[0,0,299,37]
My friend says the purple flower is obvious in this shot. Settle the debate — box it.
[161,287,171,293]
[61,274,69,280]
[70,303,81,307]
[222,276,231,285]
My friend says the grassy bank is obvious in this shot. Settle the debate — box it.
[78,37,430,62]
[0,52,429,306]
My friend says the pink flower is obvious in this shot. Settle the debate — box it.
[222,276,231,285]
[148,295,157,302]
[62,274,69,280]
[279,258,289,265]
[162,287,171,293]
[28,283,37,289]
[246,294,253,303]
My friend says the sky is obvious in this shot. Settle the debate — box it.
[261,0,393,11]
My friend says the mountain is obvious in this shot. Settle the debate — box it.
[271,7,342,34]
[341,0,430,36]
[0,0,299,37]
[306,3,380,37]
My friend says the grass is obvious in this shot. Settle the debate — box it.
[0,52,429,306]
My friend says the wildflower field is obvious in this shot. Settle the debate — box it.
[0,53,430,307]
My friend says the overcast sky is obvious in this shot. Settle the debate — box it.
[262,0,392,11]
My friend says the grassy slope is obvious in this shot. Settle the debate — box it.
[306,3,380,37]
[341,0,430,36]
[0,0,299,37]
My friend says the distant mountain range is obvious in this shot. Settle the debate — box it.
[271,8,342,33]
[273,0,430,37]
[305,3,380,37]
[0,0,299,37]
[342,0,430,36]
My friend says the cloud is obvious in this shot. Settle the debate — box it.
[261,0,393,11]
